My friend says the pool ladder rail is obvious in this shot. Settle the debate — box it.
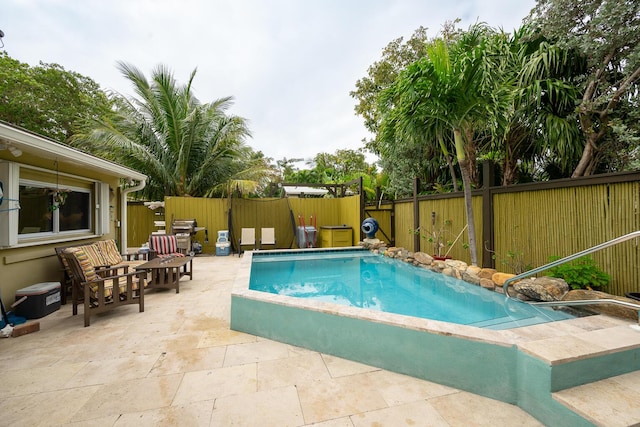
[502,230,640,325]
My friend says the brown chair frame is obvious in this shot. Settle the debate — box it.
[63,250,146,327]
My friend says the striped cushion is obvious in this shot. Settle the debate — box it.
[82,244,110,267]
[64,248,98,282]
[96,240,123,265]
[149,235,180,255]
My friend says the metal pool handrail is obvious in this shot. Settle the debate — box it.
[502,231,640,319]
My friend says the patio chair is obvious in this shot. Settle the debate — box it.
[148,234,187,260]
[63,247,147,327]
[260,227,276,250]
[238,228,256,255]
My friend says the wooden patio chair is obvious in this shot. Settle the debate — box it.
[63,247,147,327]
[260,227,276,250]
[238,228,256,255]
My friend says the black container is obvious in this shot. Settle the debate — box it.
[14,282,61,319]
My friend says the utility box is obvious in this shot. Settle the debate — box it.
[14,282,61,319]
[321,226,353,248]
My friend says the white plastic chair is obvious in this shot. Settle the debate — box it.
[238,228,256,255]
[260,228,276,250]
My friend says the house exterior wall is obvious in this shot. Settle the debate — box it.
[0,153,124,306]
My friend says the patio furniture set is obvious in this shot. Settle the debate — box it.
[55,235,192,327]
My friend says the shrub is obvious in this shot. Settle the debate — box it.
[546,255,610,290]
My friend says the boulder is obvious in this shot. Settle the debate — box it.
[563,289,640,320]
[479,278,495,290]
[463,271,481,286]
[492,272,516,286]
[478,268,497,280]
[513,277,569,301]
[413,252,434,266]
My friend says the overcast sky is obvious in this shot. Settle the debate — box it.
[2,0,536,166]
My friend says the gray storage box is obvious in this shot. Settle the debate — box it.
[15,282,61,319]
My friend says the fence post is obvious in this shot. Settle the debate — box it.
[413,177,420,252]
[482,160,495,268]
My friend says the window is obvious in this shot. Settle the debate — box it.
[18,182,91,236]
[0,162,110,247]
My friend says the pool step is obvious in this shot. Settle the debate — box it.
[552,370,640,426]
[469,315,555,330]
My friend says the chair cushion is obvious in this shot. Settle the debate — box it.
[96,239,124,265]
[64,248,98,282]
[82,243,110,267]
[149,235,179,255]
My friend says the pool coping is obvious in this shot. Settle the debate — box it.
[231,248,640,426]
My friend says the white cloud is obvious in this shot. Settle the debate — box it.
[1,0,536,165]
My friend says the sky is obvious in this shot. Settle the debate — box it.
[2,0,536,166]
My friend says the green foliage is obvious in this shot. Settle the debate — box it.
[0,52,111,142]
[546,255,611,290]
[72,62,258,200]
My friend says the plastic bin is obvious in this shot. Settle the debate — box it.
[14,282,61,319]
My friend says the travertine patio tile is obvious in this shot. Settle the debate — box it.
[573,325,640,351]
[364,369,458,406]
[70,374,183,422]
[0,385,101,427]
[65,354,159,387]
[113,400,214,427]
[350,400,450,427]
[517,334,607,364]
[211,385,303,426]
[321,353,379,378]
[172,364,257,405]
[223,339,292,366]
[0,362,86,398]
[297,373,389,424]
[554,377,640,427]
[307,418,354,427]
[428,390,544,426]
[148,345,226,376]
[257,352,331,390]
[197,327,256,348]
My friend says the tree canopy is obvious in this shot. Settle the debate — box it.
[0,52,111,142]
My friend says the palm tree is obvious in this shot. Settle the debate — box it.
[379,24,497,265]
[72,62,256,200]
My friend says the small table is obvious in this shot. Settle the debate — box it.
[135,256,193,293]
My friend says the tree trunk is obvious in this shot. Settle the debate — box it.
[454,129,478,266]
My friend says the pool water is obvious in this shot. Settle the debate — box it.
[249,249,574,329]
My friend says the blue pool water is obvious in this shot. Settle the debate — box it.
[249,249,574,330]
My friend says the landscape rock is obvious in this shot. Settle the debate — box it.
[492,272,516,286]
[479,278,495,290]
[513,277,569,301]
[563,289,640,320]
[413,252,434,266]
[478,268,497,280]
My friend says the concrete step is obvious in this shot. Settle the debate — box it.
[553,370,640,426]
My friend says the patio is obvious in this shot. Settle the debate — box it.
[0,255,638,426]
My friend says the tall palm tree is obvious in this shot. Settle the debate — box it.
[379,24,497,265]
[72,62,255,200]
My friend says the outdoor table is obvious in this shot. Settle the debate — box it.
[135,255,193,293]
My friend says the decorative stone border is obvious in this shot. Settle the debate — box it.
[360,239,638,320]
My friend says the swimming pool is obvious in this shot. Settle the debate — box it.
[248,249,573,329]
[230,247,632,426]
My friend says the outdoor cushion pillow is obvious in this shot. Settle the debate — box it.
[64,247,98,282]
[97,239,123,265]
[82,243,110,267]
